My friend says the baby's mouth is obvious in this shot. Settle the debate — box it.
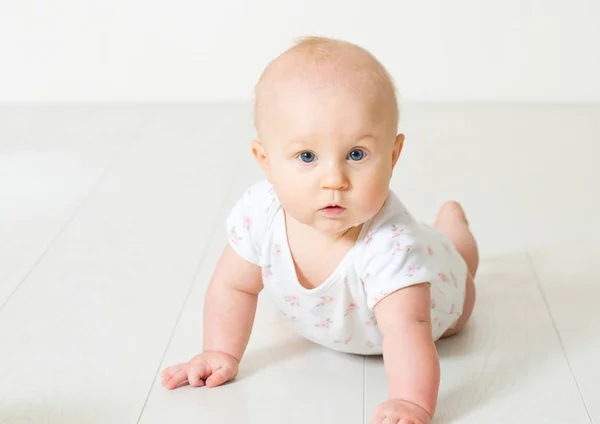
[320,205,346,216]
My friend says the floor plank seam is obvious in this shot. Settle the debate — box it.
[362,356,366,424]
[135,152,244,424]
[0,138,133,314]
[525,250,593,423]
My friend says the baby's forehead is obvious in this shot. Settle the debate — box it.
[255,39,398,133]
[257,46,385,98]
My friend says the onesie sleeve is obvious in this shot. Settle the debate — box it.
[225,181,273,266]
[361,227,439,310]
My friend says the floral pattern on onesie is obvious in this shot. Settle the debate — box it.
[225,179,468,354]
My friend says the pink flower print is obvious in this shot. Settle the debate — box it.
[427,247,435,256]
[436,287,447,298]
[404,265,421,277]
[334,335,352,345]
[391,224,405,238]
[316,295,335,307]
[393,243,412,254]
[364,315,377,326]
[439,272,450,283]
[450,272,458,288]
[365,340,379,349]
[443,243,451,253]
[279,310,298,322]
[273,244,282,256]
[262,264,273,281]
[284,294,300,307]
[431,298,436,309]
[315,318,333,328]
[229,227,243,244]
[432,316,441,328]
[449,303,455,315]
[364,230,373,245]
[344,302,357,316]
[242,215,252,230]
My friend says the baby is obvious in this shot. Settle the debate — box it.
[160,36,479,424]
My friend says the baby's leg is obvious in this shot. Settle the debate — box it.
[433,201,479,338]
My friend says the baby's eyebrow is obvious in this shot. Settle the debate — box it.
[284,134,377,150]
[356,133,376,141]
[287,139,311,149]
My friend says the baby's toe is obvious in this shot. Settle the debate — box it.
[437,200,468,225]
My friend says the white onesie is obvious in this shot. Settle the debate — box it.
[226,179,468,355]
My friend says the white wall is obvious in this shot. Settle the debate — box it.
[1,0,599,103]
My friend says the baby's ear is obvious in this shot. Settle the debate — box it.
[251,140,271,178]
[392,133,405,168]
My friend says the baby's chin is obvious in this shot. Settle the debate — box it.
[312,218,366,238]
[287,208,371,238]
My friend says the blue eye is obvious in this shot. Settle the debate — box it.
[348,149,365,161]
[299,151,316,163]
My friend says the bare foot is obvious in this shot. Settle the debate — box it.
[434,200,477,275]
[434,200,479,337]
[435,200,469,227]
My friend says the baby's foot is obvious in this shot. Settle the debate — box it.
[436,201,469,227]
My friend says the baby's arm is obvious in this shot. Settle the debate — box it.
[161,244,263,389]
[203,244,263,360]
[372,283,439,423]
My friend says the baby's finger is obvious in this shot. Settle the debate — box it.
[159,363,185,378]
[205,364,235,388]
[205,371,227,388]
[187,371,205,387]
[369,413,384,424]
[187,362,210,387]
[162,368,188,390]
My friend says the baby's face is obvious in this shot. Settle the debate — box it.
[254,79,403,237]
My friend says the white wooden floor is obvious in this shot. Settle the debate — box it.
[1,104,598,424]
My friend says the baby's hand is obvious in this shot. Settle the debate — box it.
[370,399,431,424]
[160,351,239,390]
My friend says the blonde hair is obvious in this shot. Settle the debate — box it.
[254,36,399,132]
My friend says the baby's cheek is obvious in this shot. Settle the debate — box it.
[363,171,388,199]
[276,185,314,222]
[364,189,387,215]
[278,190,302,212]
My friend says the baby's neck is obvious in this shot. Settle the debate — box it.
[284,211,362,248]
[284,211,363,290]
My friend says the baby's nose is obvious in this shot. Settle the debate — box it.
[320,167,349,190]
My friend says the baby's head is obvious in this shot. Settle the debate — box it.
[252,36,405,237]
